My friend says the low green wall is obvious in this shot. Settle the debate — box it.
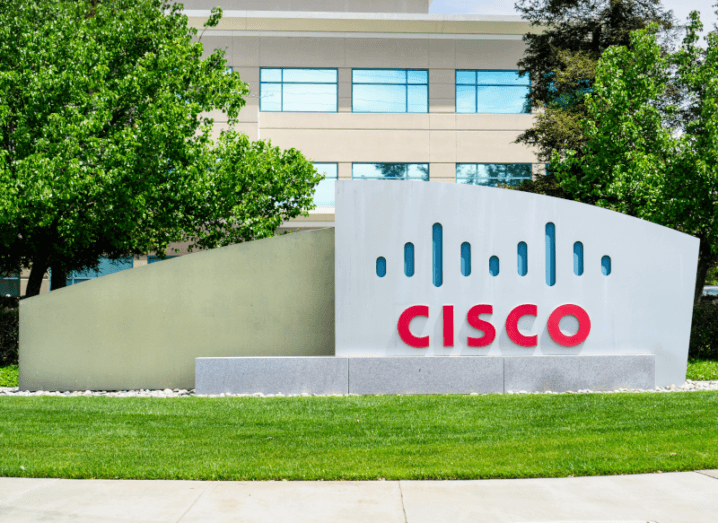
[19,229,335,391]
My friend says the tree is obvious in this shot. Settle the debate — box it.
[552,13,718,304]
[512,0,675,199]
[0,0,322,297]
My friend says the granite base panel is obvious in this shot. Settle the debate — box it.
[195,355,656,395]
[348,357,504,395]
[195,357,348,396]
[504,355,656,392]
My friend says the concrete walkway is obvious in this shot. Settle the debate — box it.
[1,471,717,523]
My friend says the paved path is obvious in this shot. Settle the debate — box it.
[1,471,717,523]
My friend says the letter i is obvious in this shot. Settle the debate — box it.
[443,305,454,347]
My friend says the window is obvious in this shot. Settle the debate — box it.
[353,163,429,181]
[260,68,338,112]
[65,258,133,286]
[352,69,428,113]
[0,272,20,297]
[313,163,338,207]
[456,70,530,114]
[456,164,532,187]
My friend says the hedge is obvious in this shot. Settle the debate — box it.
[0,296,18,366]
[689,298,718,360]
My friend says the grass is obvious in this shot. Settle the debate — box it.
[0,392,717,481]
[0,365,17,387]
[687,359,718,381]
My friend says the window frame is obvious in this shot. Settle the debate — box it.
[455,163,533,187]
[259,67,339,113]
[352,68,429,114]
[455,69,531,115]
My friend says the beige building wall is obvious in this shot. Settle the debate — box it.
[182,0,434,13]
[196,14,539,227]
[20,229,335,391]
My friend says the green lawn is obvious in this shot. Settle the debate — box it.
[1,392,716,481]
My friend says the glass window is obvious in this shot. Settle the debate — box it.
[260,68,338,112]
[456,70,530,114]
[353,69,429,113]
[353,163,429,181]
[456,164,532,187]
[65,258,133,286]
[0,272,20,297]
[313,163,338,207]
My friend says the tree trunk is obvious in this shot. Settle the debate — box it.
[50,266,67,292]
[694,236,717,306]
[24,261,48,298]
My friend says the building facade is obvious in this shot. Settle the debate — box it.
[8,0,540,295]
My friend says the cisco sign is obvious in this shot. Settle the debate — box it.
[397,303,591,348]
[334,180,699,387]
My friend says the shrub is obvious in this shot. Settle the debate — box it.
[0,297,18,366]
[689,300,718,360]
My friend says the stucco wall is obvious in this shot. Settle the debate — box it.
[19,229,335,391]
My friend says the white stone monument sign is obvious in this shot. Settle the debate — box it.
[335,180,699,388]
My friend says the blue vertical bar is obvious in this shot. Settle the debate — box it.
[461,242,471,277]
[433,223,443,287]
[489,256,500,277]
[404,243,415,277]
[546,223,556,286]
[517,242,528,276]
[573,242,584,276]
[376,257,386,278]
[601,256,612,276]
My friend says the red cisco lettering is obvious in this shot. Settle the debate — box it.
[466,304,496,347]
[443,305,454,347]
[397,304,590,349]
[397,305,430,348]
[547,304,591,347]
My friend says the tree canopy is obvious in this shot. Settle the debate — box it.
[0,0,322,296]
[552,13,718,303]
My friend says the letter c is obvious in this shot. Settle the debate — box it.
[398,305,430,348]
[506,304,538,347]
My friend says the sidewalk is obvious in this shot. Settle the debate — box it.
[1,471,717,523]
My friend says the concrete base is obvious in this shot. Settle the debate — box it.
[195,357,348,396]
[196,355,655,395]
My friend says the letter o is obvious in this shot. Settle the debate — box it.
[398,305,430,348]
[547,304,591,347]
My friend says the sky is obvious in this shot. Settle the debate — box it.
[429,0,718,42]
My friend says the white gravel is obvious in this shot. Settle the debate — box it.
[1,380,717,397]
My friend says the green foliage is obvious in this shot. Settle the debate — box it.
[0,365,18,387]
[686,360,718,381]
[0,0,322,294]
[553,14,718,303]
[0,393,717,480]
[0,299,17,367]
[689,302,718,360]
[514,0,674,164]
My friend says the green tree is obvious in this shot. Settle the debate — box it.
[0,0,322,297]
[553,13,718,304]
[512,0,675,200]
